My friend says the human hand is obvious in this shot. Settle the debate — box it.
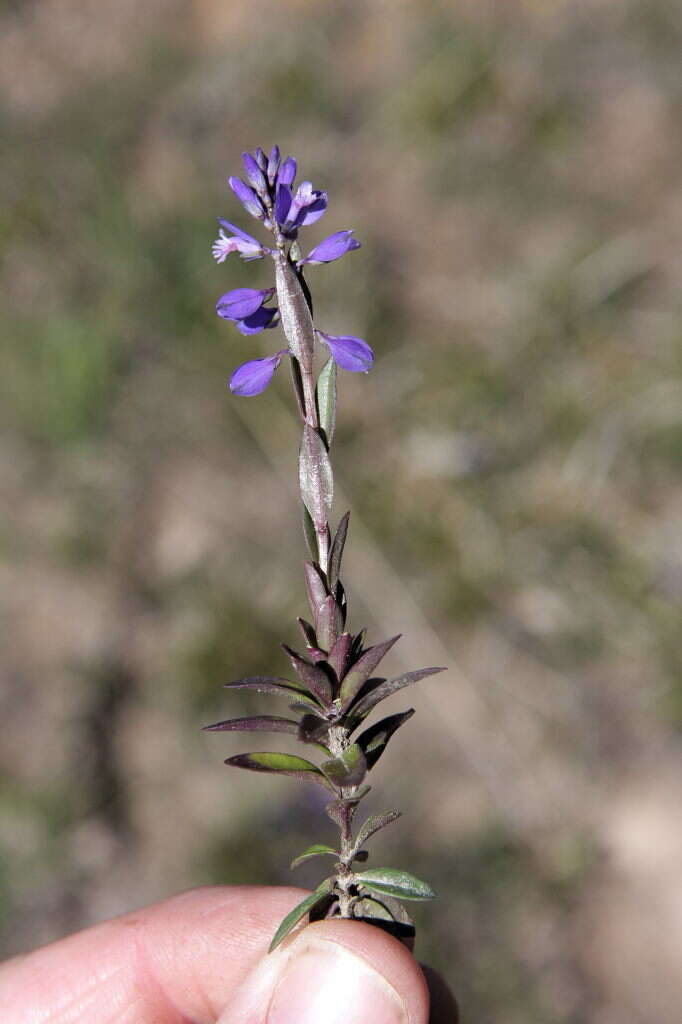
[0,886,458,1023]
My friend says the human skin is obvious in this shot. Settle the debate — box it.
[0,886,458,1023]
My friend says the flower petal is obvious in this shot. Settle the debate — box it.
[236,306,279,335]
[317,332,374,373]
[299,230,361,266]
[229,352,285,396]
[242,152,267,194]
[229,177,265,219]
[267,145,281,185]
[218,219,261,245]
[296,192,328,227]
[275,183,293,226]
[278,156,297,187]
[216,287,275,321]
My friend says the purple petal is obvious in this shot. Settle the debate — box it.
[278,156,297,187]
[242,153,267,194]
[297,192,328,227]
[253,147,268,170]
[218,219,261,245]
[229,176,264,219]
[229,353,284,397]
[317,332,374,373]
[267,145,281,185]
[236,306,279,335]
[212,227,265,263]
[275,183,293,226]
[299,230,361,266]
[216,287,275,321]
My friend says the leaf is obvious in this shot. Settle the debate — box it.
[328,512,350,589]
[224,675,306,696]
[325,787,372,828]
[290,843,339,870]
[326,632,353,682]
[289,701,327,719]
[353,810,403,852]
[282,645,333,705]
[321,742,367,788]
[299,424,333,526]
[301,504,318,561]
[355,868,436,901]
[316,357,337,448]
[297,617,318,650]
[354,894,414,929]
[269,879,333,952]
[339,636,401,709]
[356,710,415,770]
[225,752,333,791]
[203,715,299,735]
[288,356,307,420]
[315,594,343,652]
[304,561,328,620]
[349,666,447,718]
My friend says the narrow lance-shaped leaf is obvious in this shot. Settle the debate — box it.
[316,357,337,449]
[349,666,446,718]
[203,715,299,734]
[297,617,318,650]
[299,424,333,527]
[321,742,367,788]
[315,594,343,653]
[288,355,306,421]
[356,868,436,901]
[282,644,333,705]
[356,709,415,770]
[339,635,401,709]
[290,843,339,870]
[304,561,328,620]
[269,879,334,952]
[328,511,349,589]
[302,504,318,561]
[354,894,414,930]
[326,632,353,682]
[353,810,403,854]
[225,752,334,792]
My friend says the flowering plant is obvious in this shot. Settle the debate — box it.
[205,146,444,951]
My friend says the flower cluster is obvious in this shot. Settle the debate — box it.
[213,145,372,396]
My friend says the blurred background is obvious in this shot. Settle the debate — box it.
[1,0,681,1020]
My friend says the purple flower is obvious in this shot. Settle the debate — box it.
[298,230,361,266]
[229,176,265,219]
[216,287,276,322]
[267,145,281,186]
[274,184,293,227]
[278,156,297,187]
[317,332,374,373]
[235,305,279,335]
[229,350,287,396]
[253,147,268,171]
[242,153,268,195]
[275,180,328,233]
[212,220,266,262]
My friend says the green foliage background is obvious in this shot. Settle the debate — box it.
[1,2,681,1020]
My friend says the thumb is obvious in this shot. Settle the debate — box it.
[218,918,430,1024]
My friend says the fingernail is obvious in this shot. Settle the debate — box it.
[267,938,408,1024]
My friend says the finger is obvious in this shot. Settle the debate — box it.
[0,885,308,1023]
[421,964,459,1023]
[218,918,431,1024]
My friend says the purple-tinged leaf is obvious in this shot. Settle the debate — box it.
[282,644,333,705]
[317,332,374,373]
[356,709,415,770]
[325,789,371,829]
[321,742,367,788]
[216,287,275,321]
[269,879,333,952]
[353,810,403,854]
[299,425,333,527]
[350,628,366,663]
[297,617,318,650]
[225,752,333,791]
[288,356,307,421]
[223,677,322,713]
[316,358,337,449]
[299,230,362,266]
[301,504,318,562]
[289,701,327,719]
[356,868,436,901]
[234,306,279,335]
[228,176,265,219]
[304,561,328,620]
[334,578,348,629]
[290,844,338,870]
[315,594,343,654]
[327,632,353,682]
[350,666,446,718]
[242,152,267,194]
[339,636,401,709]
[298,713,331,747]
[328,512,350,589]
[278,156,297,187]
[229,352,283,396]
[203,715,299,734]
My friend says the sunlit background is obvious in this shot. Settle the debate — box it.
[2,1,681,1020]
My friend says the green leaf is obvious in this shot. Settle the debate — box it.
[354,894,414,928]
[316,358,337,448]
[290,843,339,870]
[353,810,402,852]
[328,512,350,589]
[356,868,436,901]
[299,424,333,526]
[321,742,367,788]
[225,752,334,791]
[269,880,334,952]
[356,710,415,770]
[339,636,401,709]
[349,666,446,718]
